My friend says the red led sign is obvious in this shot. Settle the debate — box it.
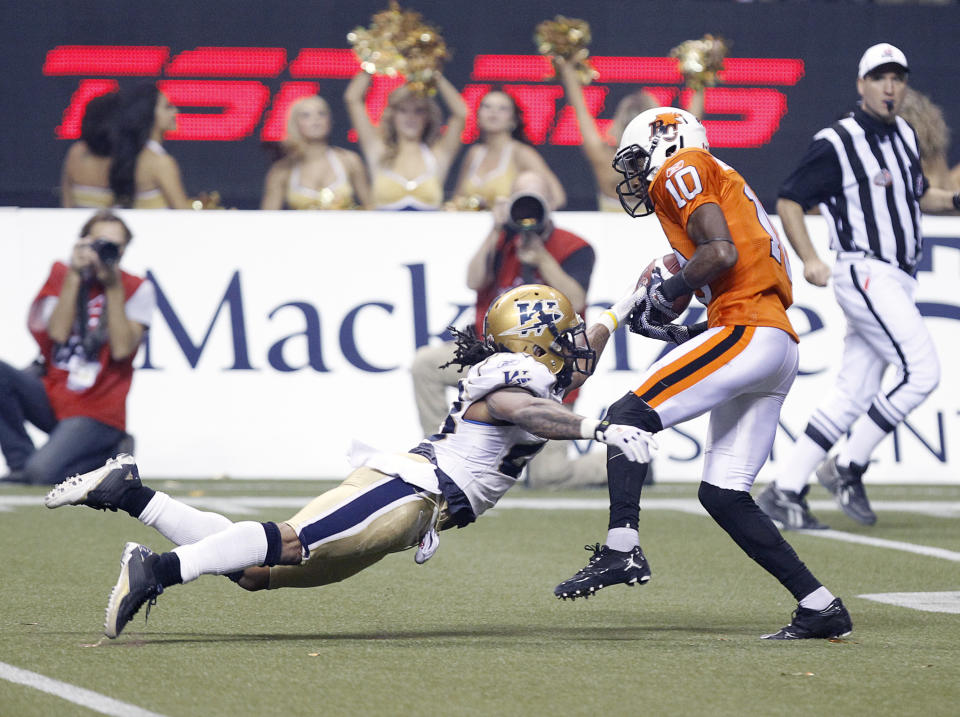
[45,45,805,148]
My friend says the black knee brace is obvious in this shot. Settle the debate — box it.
[604,392,662,530]
[261,521,284,567]
[697,482,822,601]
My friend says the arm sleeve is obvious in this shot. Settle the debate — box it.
[778,138,843,210]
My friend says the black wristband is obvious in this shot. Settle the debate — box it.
[953,192,960,211]
[660,271,696,301]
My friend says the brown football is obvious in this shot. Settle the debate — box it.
[637,253,692,314]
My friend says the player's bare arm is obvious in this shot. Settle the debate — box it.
[477,387,656,463]
[776,197,830,286]
[681,202,739,287]
[478,387,585,439]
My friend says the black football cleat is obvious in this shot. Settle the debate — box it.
[762,598,853,640]
[104,542,163,639]
[757,483,829,530]
[44,454,140,512]
[554,543,651,600]
[817,457,876,526]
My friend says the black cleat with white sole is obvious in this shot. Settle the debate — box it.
[554,543,651,600]
[761,598,853,640]
[104,542,163,639]
[44,454,140,512]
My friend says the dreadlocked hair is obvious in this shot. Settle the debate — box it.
[439,325,497,372]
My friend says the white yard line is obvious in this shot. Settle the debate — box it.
[0,661,167,717]
[858,591,960,614]
[6,494,960,562]
[799,529,960,562]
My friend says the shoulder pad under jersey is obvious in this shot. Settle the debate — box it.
[463,352,558,402]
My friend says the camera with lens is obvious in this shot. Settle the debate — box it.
[90,238,120,267]
[505,192,549,235]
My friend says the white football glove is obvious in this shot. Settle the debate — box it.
[594,422,658,463]
[598,283,648,333]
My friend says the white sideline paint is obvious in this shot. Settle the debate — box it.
[798,529,960,562]
[858,591,960,614]
[6,494,960,564]
[0,661,167,717]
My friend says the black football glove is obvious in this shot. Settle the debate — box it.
[628,300,708,344]
[645,266,681,322]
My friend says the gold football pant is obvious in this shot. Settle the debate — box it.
[268,462,443,589]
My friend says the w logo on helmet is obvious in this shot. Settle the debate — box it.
[502,299,564,337]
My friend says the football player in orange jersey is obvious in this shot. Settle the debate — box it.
[554,107,852,640]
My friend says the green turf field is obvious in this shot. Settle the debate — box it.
[2,479,959,716]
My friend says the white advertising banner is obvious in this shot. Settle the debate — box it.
[1,208,958,482]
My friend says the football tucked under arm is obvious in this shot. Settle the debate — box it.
[628,253,708,344]
[636,253,692,316]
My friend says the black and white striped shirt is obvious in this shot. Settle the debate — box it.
[779,107,929,275]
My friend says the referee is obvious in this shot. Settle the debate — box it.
[758,43,960,529]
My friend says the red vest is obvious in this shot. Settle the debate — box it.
[30,262,147,430]
[475,227,590,334]
[474,228,590,404]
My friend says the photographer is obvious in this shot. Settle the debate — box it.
[0,210,155,485]
[411,172,598,488]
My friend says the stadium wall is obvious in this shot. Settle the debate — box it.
[1,209,958,483]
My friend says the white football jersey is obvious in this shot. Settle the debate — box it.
[428,352,564,519]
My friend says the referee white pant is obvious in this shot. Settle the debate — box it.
[779,257,940,489]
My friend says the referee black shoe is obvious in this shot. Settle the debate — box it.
[816,457,876,526]
[757,483,829,530]
[762,598,853,640]
[554,543,651,600]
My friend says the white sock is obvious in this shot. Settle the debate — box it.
[839,416,888,468]
[776,434,827,493]
[138,491,234,545]
[799,586,835,611]
[172,521,269,583]
[605,527,640,552]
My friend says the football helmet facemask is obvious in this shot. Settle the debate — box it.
[613,107,709,217]
[484,284,596,387]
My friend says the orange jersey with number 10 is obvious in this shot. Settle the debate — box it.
[650,147,798,342]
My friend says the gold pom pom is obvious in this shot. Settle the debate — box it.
[445,194,487,211]
[190,191,224,210]
[534,15,598,85]
[669,34,730,91]
[347,1,450,96]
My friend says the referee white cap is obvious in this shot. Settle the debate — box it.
[858,43,909,79]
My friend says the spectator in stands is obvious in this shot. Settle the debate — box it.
[61,91,120,208]
[451,89,566,210]
[555,57,704,211]
[411,171,606,488]
[0,210,155,485]
[345,70,466,210]
[109,84,191,209]
[898,87,960,191]
[261,95,370,210]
